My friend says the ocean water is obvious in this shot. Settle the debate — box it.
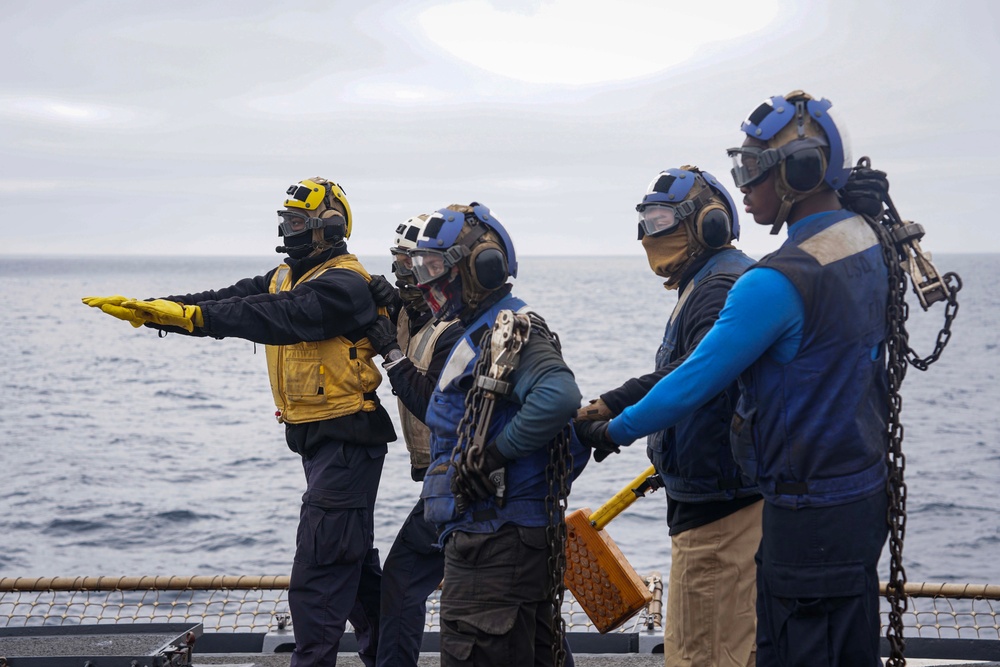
[0,254,997,586]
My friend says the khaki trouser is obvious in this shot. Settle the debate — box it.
[664,499,763,667]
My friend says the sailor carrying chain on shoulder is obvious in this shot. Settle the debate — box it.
[853,156,963,667]
[450,309,573,667]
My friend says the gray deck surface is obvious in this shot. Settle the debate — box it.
[191,656,1000,667]
[190,655,659,666]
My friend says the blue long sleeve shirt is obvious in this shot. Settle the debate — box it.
[607,266,805,446]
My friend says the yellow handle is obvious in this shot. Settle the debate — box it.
[588,465,658,531]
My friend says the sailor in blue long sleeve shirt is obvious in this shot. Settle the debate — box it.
[608,261,804,447]
[582,91,892,666]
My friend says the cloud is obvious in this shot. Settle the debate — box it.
[417,0,781,85]
[0,0,996,257]
[0,95,160,129]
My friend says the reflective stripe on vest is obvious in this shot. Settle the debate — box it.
[397,308,461,469]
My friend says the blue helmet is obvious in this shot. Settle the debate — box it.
[733,91,851,190]
[409,203,517,319]
[636,167,740,248]
[727,90,852,232]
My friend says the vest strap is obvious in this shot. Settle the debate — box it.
[472,507,498,522]
[717,477,744,490]
[774,481,809,495]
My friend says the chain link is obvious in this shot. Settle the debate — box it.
[861,159,962,666]
[450,327,493,495]
[905,271,963,371]
[869,216,911,666]
[530,314,573,667]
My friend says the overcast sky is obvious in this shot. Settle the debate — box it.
[1,0,996,258]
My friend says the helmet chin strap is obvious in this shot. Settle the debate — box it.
[771,194,797,235]
[308,227,333,256]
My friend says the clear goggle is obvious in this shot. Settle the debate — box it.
[277,210,333,236]
[409,246,468,286]
[636,199,700,239]
[390,248,414,277]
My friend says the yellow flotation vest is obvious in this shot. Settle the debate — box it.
[265,254,383,424]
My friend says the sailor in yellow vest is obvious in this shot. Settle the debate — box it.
[83,177,395,667]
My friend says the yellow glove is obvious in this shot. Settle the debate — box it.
[82,295,146,328]
[121,299,204,333]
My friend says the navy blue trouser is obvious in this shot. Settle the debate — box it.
[289,441,386,667]
[375,497,445,667]
[756,492,889,667]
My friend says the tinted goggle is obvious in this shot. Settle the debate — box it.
[727,136,828,189]
[636,199,700,240]
[727,146,780,189]
[409,246,468,286]
[277,210,342,236]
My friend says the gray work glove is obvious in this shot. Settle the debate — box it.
[576,397,615,421]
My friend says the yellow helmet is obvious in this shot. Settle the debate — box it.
[283,177,353,239]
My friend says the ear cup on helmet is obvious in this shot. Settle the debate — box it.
[468,244,508,291]
[782,147,827,193]
[694,203,732,249]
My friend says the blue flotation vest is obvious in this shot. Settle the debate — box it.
[731,211,889,509]
[649,248,759,502]
[420,294,588,543]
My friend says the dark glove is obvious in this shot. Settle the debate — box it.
[840,165,888,218]
[369,274,404,324]
[365,316,401,357]
[451,443,510,506]
[574,419,620,463]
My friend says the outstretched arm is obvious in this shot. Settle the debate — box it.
[607,268,804,445]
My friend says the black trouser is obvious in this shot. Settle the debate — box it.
[756,492,889,667]
[440,523,565,667]
[289,441,385,667]
[375,497,445,667]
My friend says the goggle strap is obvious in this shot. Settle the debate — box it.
[442,244,469,265]
[455,219,490,249]
[277,211,344,237]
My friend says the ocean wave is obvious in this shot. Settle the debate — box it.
[42,519,109,536]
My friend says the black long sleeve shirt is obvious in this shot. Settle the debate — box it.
[600,253,761,535]
[158,247,396,454]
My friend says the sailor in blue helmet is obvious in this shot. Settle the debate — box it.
[361,213,465,667]
[577,166,762,667]
[84,178,393,667]
[577,91,891,666]
[407,203,590,667]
